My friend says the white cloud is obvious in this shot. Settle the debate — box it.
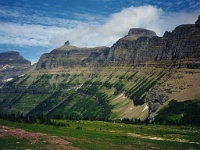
[101,6,161,36]
[0,23,72,47]
[0,5,199,49]
[67,5,162,47]
[66,5,199,47]
[152,9,200,35]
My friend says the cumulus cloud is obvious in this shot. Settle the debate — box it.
[69,5,162,47]
[0,5,199,49]
[101,6,161,36]
[65,5,199,47]
[152,9,200,35]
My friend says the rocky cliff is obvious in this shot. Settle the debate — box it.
[36,43,109,69]
[0,51,32,86]
[108,24,200,67]
[36,20,200,69]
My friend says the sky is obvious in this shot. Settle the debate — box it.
[0,0,199,64]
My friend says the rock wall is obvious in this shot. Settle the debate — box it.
[36,17,200,69]
[108,24,200,67]
[36,46,109,69]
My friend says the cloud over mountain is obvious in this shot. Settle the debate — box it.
[0,5,199,49]
[61,5,200,47]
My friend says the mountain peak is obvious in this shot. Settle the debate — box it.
[0,51,31,65]
[128,28,157,38]
[64,40,70,45]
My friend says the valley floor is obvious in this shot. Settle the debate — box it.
[0,119,200,150]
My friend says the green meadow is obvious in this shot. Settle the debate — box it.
[0,119,200,150]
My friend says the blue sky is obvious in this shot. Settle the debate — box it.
[0,0,199,63]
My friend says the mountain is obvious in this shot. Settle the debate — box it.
[36,24,200,69]
[0,51,32,87]
[0,16,200,123]
[36,44,109,69]
[0,51,31,65]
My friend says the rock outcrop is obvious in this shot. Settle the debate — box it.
[195,15,200,29]
[128,28,157,37]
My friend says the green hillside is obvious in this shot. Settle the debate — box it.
[154,98,200,125]
[0,66,170,120]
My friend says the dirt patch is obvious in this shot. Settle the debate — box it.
[0,126,81,150]
[159,69,200,101]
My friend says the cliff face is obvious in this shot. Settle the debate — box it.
[36,22,200,69]
[151,24,200,66]
[108,24,200,67]
[107,28,157,65]
[36,45,109,69]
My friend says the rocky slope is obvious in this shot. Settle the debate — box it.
[0,51,32,87]
[0,16,200,122]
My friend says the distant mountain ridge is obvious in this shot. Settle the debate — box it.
[0,51,31,65]
[0,51,32,86]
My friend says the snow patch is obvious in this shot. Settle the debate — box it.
[76,83,83,91]
[142,104,149,112]
[2,64,15,70]
[18,74,25,77]
[3,78,14,82]
[117,94,124,98]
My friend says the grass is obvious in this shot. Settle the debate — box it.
[0,136,34,149]
[0,119,200,150]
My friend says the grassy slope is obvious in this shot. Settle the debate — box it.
[0,119,200,150]
[154,98,200,125]
[0,66,200,120]
[0,66,166,119]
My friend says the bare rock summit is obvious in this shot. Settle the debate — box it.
[128,28,157,38]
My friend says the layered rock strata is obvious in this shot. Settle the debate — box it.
[36,21,200,69]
